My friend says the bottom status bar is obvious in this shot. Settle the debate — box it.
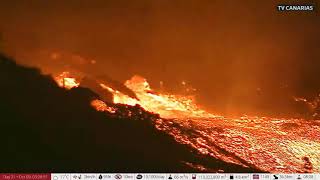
[0,174,318,180]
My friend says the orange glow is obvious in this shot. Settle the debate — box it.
[100,75,320,173]
[51,71,320,173]
[90,99,116,113]
[101,75,221,119]
[54,72,80,90]
[54,72,117,114]
[155,115,320,173]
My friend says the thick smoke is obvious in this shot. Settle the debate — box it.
[0,0,319,116]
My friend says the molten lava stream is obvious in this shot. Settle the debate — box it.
[54,72,320,173]
[100,75,221,119]
[54,71,80,90]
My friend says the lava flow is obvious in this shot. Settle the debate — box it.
[54,71,80,90]
[100,75,220,119]
[53,72,320,173]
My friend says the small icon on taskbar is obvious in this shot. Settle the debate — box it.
[273,175,279,180]
[192,174,196,179]
[136,174,143,179]
[229,175,234,180]
[253,174,259,179]
[72,175,81,180]
[115,174,122,180]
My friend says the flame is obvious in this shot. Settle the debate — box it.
[54,72,117,113]
[90,99,116,113]
[101,75,220,119]
[54,72,80,89]
[53,71,216,118]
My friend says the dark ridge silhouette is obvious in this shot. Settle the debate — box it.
[0,54,262,172]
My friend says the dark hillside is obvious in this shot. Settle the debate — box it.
[0,54,260,172]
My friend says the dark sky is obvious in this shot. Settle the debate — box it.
[0,0,319,115]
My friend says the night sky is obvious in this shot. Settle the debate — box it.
[0,0,319,116]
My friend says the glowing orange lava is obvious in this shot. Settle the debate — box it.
[54,72,80,89]
[90,99,116,113]
[52,71,320,173]
[101,75,221,119]
[53,72,217,119]
[155,115,320,173]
